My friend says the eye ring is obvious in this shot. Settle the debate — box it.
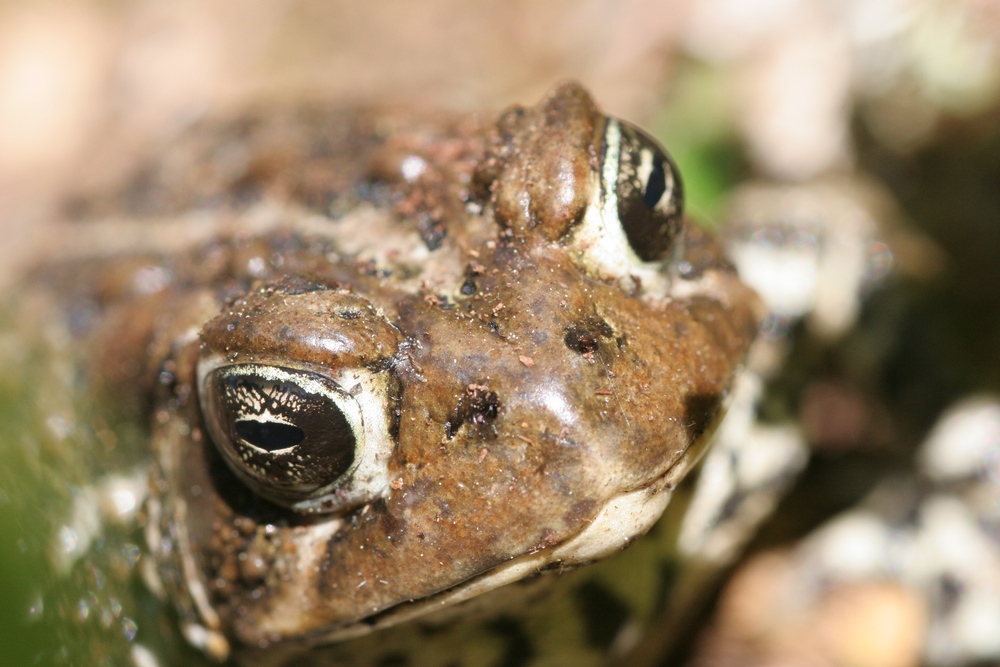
[197,359,394,514]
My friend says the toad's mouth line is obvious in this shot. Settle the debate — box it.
[302,420,719,647]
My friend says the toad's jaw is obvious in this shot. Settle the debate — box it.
[259,414,720,647]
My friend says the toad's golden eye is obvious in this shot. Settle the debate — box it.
[567,117,684,289]
[200,364,371,513]
[196,287,400,515]
[609,120,684,262]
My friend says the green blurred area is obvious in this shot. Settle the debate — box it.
[0,313,197,667]
[652,62,748,226]
[0,332,73,666]
[0,435,52,666]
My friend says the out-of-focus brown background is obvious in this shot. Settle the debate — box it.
[2,0,998,228]
[3,2,1000,666]
[3,0,999,274]
[0,0,695,281]
[0,0,685,210]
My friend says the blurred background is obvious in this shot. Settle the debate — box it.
[1,1,999,666]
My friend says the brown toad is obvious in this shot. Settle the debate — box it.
[25,82,760,665]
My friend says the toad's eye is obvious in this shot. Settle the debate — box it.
[199,363,390,514]
[569,117,684,289]
[609,120,683,262]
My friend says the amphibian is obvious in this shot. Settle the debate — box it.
[11,82,761,666]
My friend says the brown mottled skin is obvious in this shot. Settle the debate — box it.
[33,83,760,663]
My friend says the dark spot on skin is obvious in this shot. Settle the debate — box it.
[445,385,501,439]
[385,386,402,442]
[564,316,615,355]
[370,497,407,543]
[417,213,447,250]
[574,581,630,650]
[460,278,477,295]
[487,617,534,667]
[683,392,722,446]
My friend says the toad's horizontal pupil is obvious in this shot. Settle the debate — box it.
[236,419,305,451]
[643,157,666,210]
